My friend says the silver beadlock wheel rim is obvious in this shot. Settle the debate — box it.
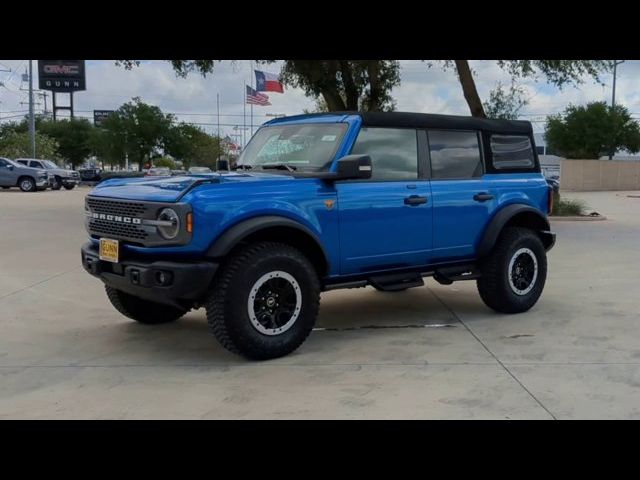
[247,270,302,336]
[508,247,538,295]
[21,180,32,191]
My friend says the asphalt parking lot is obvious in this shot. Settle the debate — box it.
[1,187,640,419]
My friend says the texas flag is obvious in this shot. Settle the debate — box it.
[255,70,284,93]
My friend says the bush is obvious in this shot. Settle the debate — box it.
[552,196,587,216]
[99,171,146,181]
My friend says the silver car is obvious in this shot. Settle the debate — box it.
[0,157,49,192]
[16,158,80,190]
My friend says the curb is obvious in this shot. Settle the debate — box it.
[550,215,607,222]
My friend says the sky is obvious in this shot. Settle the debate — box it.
[1,60,639,147]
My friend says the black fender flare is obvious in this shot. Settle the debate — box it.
[206,215,330,268]
[477,204,554,257]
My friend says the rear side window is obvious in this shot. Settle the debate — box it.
[16,160,28,166]
[30,161,43,168]
[428,130,482,179]
[491,135,534,169]
[351,127,418,181]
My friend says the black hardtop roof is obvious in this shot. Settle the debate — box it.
[358,111,533,134]
[275,111,533,135]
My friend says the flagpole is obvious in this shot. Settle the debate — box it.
[250,60,254,137]
[243,84,246,149]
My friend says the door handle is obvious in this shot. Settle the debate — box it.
[404,195,428,206]
[473,192,494,202]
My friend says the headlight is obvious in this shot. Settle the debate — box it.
[156,208,180,239]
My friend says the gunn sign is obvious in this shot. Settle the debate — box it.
[38,60,86,92]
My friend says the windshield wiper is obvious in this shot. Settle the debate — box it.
[261,163,297,172]
[232,164,253,170]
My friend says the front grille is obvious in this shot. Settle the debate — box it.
[86,198,148,217]
[86,197,149,243]
[89,219,148,240]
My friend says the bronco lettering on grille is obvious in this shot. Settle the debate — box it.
[88,212,142,225]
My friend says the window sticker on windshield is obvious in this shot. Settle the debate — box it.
[321,135,337,142]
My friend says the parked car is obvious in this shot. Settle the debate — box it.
[188,166,212,174]
[78,167,102,182]
[0,157,50,192]
[171,169,187,176]
[81,111,556,360]
[15,158,80,190]
[146,167,172,177]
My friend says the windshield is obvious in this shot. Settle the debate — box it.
[237,123,348,172]
[42,160,59,169]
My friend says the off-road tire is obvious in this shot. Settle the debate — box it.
[51,177,62,190]
[105,285,185,324]
[63,183,76,190]
[18,176,36,192]
[205,241,320,360]
[477,227,547,314]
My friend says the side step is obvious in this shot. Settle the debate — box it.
[369,272,424,292]
[433,265,480,285]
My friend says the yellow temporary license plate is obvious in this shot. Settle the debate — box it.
[99,238,120,263]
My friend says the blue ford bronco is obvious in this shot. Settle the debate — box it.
[81,112,556,359]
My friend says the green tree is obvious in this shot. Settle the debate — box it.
[544,102,640,159]
[429,60,614,117]
[153,156,176,169]
[164,122,224,169]
[38,118,95,168]
[0,131,59,160]
[118,60,400,112]
[483,80,529,120]
[101,97,175,170]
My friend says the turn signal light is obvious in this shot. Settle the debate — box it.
[186,213,193,233]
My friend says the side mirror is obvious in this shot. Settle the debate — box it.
[7,165,14,171]
[335,154,372,180]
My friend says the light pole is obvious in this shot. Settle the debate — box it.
[610,60,625,160]
[28,60,35,158]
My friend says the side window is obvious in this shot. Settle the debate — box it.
[30,161,42,168]
[491,135,535,169]
[428,130,483,180]
[351,127,418,181]
[16,160,28,166]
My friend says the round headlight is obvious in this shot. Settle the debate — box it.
[157,208,180,240]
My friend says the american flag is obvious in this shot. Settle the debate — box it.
[246,85,271,106]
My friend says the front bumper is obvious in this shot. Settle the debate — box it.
[36,178,49,187]
[63,177,80,186]
[81,242,218,307]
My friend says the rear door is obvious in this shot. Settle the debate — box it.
[336,127,433,275]
[427,129,496,262]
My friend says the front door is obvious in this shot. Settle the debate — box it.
[336,127,433,275]
[0,159,18,187]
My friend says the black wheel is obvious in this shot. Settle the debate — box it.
[205,241,321,360]
[105,286,185,324]
[18,177,36,192]
[63,183,76,190]
[51,177,62,190]
[477,227,547,313]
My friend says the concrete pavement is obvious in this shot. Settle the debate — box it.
[1,187,639,419]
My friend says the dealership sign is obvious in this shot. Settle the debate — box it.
[38,60,86,92]
[94,110,114,127]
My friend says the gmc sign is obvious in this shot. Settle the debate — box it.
[38,60,86,92]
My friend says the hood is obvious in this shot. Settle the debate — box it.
[88,171,299,202]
